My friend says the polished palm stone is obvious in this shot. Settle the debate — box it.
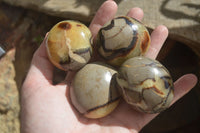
[70,62,120,118]
[96,16,150,67]
[46,20,92,71]
[116,56,174,113]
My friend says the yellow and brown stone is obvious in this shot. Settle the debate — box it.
[46,20,93,71]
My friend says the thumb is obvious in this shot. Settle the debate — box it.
[23,35,54,88]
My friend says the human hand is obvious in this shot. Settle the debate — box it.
[21,1,198,133]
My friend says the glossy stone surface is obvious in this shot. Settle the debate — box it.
[96,16,150,67]
[116,57,174,113]
[70,62,120,118]
[46,20,92,71]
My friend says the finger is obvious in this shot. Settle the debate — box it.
[24,34,54,86]
[145,25,168,59]
[172,74,198,104]
[89,0,118,38]
[126,7,144,21]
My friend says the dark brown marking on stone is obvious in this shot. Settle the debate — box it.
[98,19,114,53]
[160,76,172,89]
[109,74,116,100]
[140,31,150,53]
[139,78,156,88]
[100,36,138,61]
[58,22,71,30]
[101,19,115,31]
[85,97,120,113]
[162,88,173,106]
[143,86,164,95]
[99,16,138,61]
[73,47,91,55]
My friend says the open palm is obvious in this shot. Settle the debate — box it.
[21,1,197,133]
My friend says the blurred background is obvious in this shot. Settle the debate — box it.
[0,0,199,133]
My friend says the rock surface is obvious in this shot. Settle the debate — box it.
[2,0,200,57]
[0,49,20,133]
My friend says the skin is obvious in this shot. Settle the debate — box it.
[21,0,198,133]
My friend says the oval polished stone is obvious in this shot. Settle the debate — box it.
[116,56,174,113]
[70,62,120,118]
[96,16,150,67]
[46,20,92,71]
